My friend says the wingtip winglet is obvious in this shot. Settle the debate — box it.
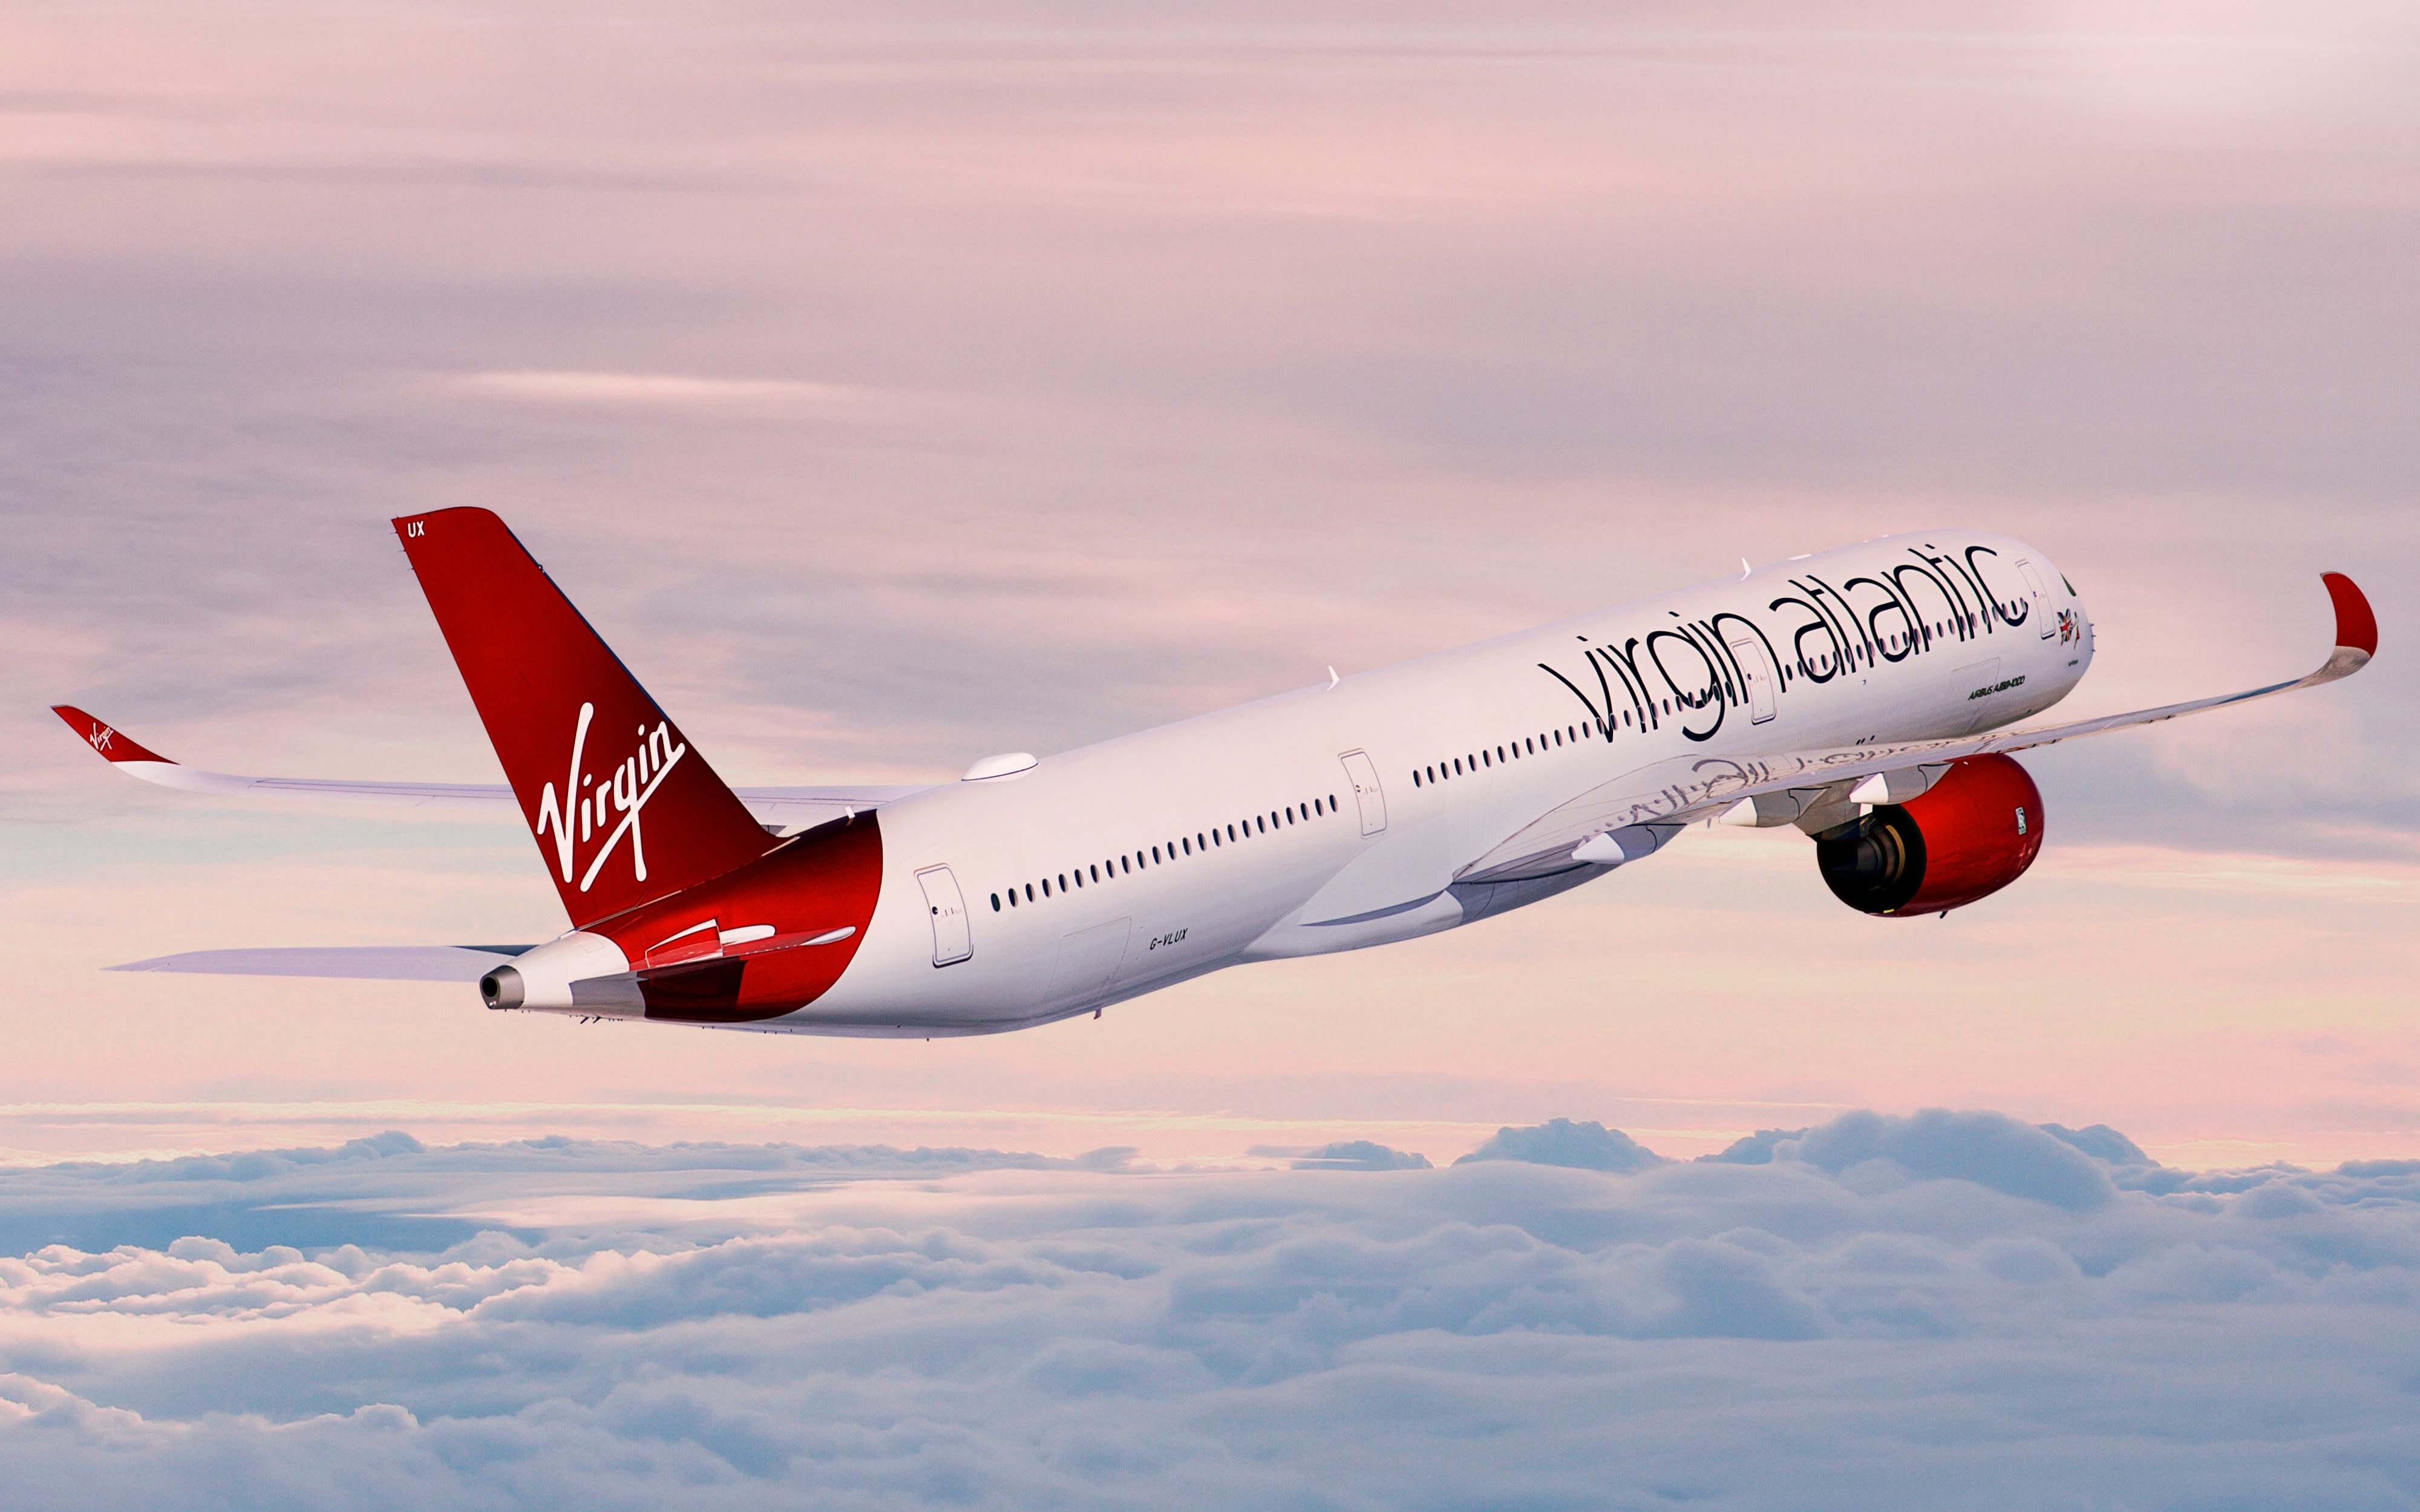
[2321,572,2378,658]
[50,706,174,764]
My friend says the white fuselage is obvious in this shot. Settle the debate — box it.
[790,531,2093,1034]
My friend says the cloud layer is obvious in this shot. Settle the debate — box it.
[4,1113,2418,1509]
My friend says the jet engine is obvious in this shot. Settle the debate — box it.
[1816,754,2044,916]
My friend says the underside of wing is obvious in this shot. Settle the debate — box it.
[48,706,929,829]
[108,945,538,981]
[1463,570,2377,882]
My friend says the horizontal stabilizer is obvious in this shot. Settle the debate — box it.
[108,945,535,982]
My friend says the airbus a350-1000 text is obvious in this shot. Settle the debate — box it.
[56,511,2376,1036]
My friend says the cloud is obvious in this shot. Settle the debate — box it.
[0,1133,1084,1257]
[2040,1121,2153,1166]
[2,1113,2418,1507]
[1720,1109,2118,1210]
[1453,1117,1662,1173]
[1255,1140,1432,1171]
[452,371,895,414]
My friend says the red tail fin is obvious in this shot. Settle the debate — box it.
[394,508,771,928]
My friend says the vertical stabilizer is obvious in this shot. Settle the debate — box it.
[394,508,771,927]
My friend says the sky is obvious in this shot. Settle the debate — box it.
[4,7,2419,1160]
[5,2,2420,1501]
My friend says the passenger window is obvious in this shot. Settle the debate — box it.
[1152,846,1161,863]
[991,893,1001,911]
[1042,879,1051,896]
[1482,751,1490,767]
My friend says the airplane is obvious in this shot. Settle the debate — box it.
[53,509,2375,1037]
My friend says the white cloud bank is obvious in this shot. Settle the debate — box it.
[2,1111,2418,1510]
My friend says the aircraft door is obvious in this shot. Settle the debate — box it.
[2015,559,2056,639]
[914,865,973,966]
[1725,633,1779,723]
[1339,749,1387,836]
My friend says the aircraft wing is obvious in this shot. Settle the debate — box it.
[46,706,929,830]
[108,945,535,981]
[1462,571,2377,882]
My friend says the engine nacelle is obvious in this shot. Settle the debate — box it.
[1817,754,2044,916]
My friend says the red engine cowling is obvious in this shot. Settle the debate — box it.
[1817,754,2044,916]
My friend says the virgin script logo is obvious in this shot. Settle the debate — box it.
[534,702,687,892]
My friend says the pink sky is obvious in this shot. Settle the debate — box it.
[1,0,2413,1168]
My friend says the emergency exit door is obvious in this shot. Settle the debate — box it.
[1338,750,1387,836]
[1725,632,1779,723]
